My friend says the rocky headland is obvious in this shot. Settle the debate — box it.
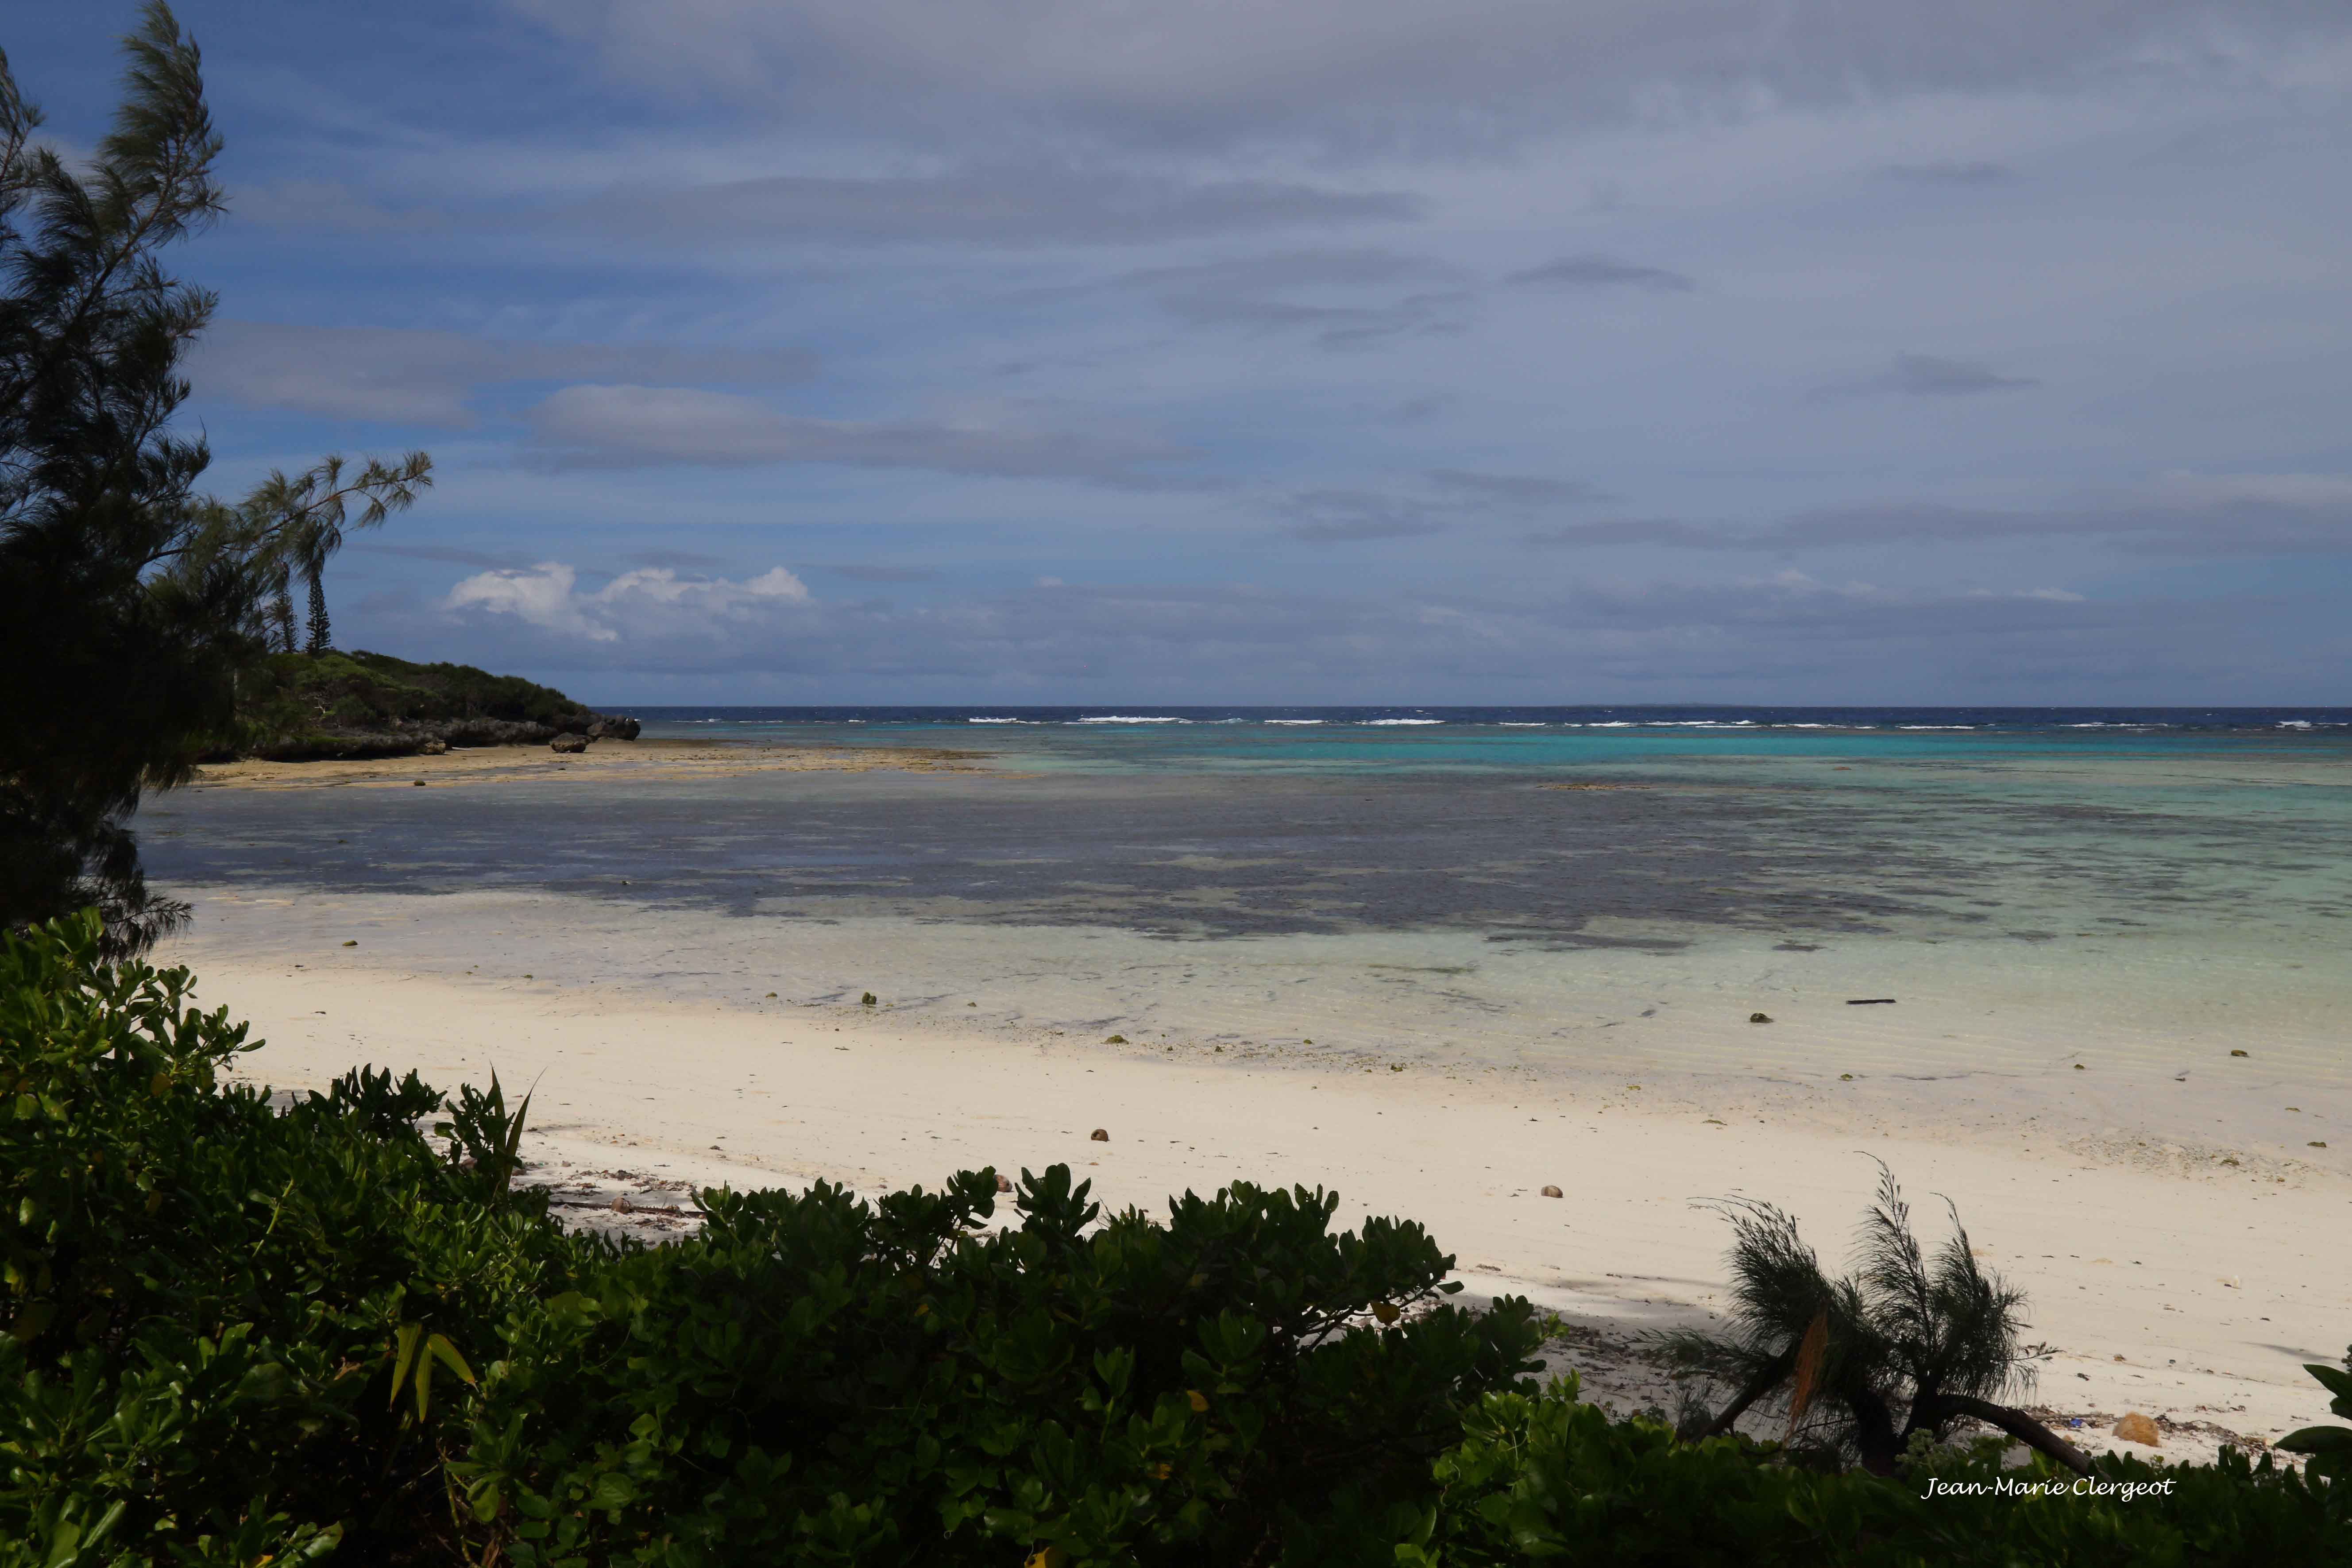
[224,649,640,761]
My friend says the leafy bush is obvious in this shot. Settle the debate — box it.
[1399,1382,2349,1565]
[459,1167,1537,1566]
[2281,1349,2352,1483]
[0,911,599,1566]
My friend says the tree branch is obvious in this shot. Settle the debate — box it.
[1695,1347,1794,1439]
[1920,1393,2091,1477]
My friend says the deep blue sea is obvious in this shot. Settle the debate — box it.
[630,705,2352,732]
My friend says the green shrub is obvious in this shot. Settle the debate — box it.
[0,911,598,1566]
[2281,1351,2352,1483]
[1398,1382,2348,1565]
[458,1168,1539,1566]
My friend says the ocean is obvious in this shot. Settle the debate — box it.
[142,706,2352,1113]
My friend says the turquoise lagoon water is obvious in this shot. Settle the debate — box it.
[150,707,2352,952]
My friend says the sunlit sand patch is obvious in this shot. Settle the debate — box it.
[192,739,994,790]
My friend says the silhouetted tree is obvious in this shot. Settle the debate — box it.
[0,4,429,954]
[1661,1160,2089,1476]
[260,450,432,654]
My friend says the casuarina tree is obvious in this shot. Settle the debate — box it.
[1661,1159,2089,1476]
[0,4,429,954]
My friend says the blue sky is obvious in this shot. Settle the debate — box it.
[28,2,2352,703]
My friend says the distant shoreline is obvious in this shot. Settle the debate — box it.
[191,737,995,790]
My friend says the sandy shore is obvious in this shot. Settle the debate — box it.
[191,738,989,790]
[182,935,2352,1467]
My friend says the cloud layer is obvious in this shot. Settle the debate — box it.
[192,322,815,426]
[418,554,2325,703]
[115,0,2352,701]
[444,562,813,644]
[521,385,1194,481]
[555,167,1422,246]
[514,1,2339,147]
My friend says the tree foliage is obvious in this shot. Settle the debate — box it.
[0,4,429,955]
[1661,1161,2085,1476]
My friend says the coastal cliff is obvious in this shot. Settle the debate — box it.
[225,649,639,760]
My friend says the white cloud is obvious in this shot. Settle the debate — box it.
[444,562,619,641]
[442,561,813,643]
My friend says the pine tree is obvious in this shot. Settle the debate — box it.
[305,572,330,653]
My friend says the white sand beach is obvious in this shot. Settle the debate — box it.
[176,887,2352,1468]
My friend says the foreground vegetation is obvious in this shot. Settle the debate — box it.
[3,914,2345,1566]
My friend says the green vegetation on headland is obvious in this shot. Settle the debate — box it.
[228,649,631,761]
[4,912,2345,1566]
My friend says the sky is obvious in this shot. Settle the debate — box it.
[24,2,2352,704]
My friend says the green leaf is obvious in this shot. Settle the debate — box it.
[287,1522,344,1562]
[10,1301,56,1344]
[40,1519,81,1568]
[389,1321,423,1408]
[2276,1425,2352,1454]
[427,1331,477,1387]
[415,1344,435,1421]
[2305,1363,2352,1401]
[589,1473,636,1510]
